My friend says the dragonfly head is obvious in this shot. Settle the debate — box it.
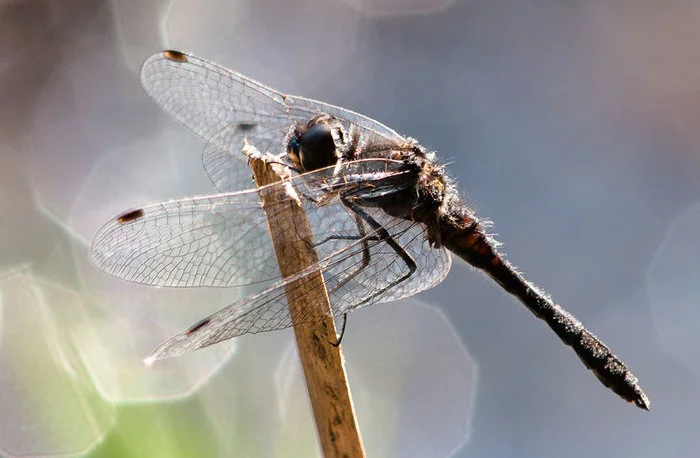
[286,114,345,172]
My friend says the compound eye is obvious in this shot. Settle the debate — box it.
[287,137,300,156]
[301,123,335,155]
[298,123,338,171]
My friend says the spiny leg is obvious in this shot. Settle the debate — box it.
[331,314,347,347]
[314,210,379,294]
[316,209,376,346]
[313,200,418,344]
[341,200,418,309]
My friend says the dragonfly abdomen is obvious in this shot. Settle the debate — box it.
[433,201,650,410]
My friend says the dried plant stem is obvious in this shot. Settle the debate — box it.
[246,145,365,458]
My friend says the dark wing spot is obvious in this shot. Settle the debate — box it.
[163,50,188,62]
[187,318,211,335]
[117,208,145,224]
[236,122,256,132]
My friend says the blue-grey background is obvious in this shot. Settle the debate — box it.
[1,0,699,457]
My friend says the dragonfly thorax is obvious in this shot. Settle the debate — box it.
[286,114,346,172]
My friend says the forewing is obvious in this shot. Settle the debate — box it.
[141,50,406,191]
[91,189,279,288]
[91,159,413,288]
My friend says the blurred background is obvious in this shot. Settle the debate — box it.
[1,0,700,457]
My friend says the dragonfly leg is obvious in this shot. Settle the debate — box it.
[323,211,376,293]
[330,313,348,347]
[318,199,417,345]
[313,233,381,246]
[340,199,417,308]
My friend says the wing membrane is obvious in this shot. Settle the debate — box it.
[141,51,406,191]
[146,206,451,361]
[91,159,416,288]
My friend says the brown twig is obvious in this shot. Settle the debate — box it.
[245,143,365,458]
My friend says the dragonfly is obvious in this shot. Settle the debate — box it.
[91,50,649,410]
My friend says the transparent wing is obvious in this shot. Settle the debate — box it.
[140,50,406,192]
[145,206,451,361]
[91,159,417,288]
[90,157,451,361]
[92,189,278,288]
